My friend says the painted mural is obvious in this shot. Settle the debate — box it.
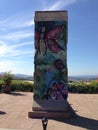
[34,21,68,101]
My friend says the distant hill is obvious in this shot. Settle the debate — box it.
[13,74,34,80]
[0,72,98,81]
[68,75,98,81]
[0,72,33,80]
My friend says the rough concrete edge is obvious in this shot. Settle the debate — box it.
[0,128,22,130]
[32,100,70,112]
[28,101,75,119]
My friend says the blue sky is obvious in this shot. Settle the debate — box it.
[0,0,98,76]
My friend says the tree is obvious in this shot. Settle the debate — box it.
[2,72,13,93]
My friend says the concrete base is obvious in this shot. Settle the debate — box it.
[32,100,70,111]
[28,110,72,119]
[0,128,21,130]
[28,100,74,119]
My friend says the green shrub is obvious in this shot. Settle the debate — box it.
[68,81,98,94]
[0,79,5,92]
[2,72,13,85]
[0,85,2,92]
[11,80,34,92]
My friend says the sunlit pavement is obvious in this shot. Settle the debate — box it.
[0,92,98,130]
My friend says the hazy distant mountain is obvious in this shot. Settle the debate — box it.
[68,75,98,81]
[0,72,33,80]
[14,74,98,81]
[13,74,34,80]
[0,72,98,81]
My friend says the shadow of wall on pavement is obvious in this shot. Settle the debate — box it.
[0,111,6,115]
[44,102,98,130]
[7,92,26,96]
[55,111,98,130]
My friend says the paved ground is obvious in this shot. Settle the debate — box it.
[0,92,98,130]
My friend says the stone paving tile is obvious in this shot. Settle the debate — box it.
[0,92,98,130]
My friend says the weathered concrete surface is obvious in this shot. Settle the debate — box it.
[0,92,98,130]
[34,11,67,21]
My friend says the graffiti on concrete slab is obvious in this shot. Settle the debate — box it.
[34,21,68,100]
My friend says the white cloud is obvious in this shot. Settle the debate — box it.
[43,0,77,10]
[0,28,8,32]
[0,19,8,25]
[8,18,34,29]
[0,16,34,43]
[0,30,33,41]
[0,60,31,73]
[0,60,14,72]
[0,41,9,56]
[0,40,34,57]
[0,15,34,31]
[48,1,62,10]
[7,50,34,57]
[11,41,33,49]
[22,19,34,27]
